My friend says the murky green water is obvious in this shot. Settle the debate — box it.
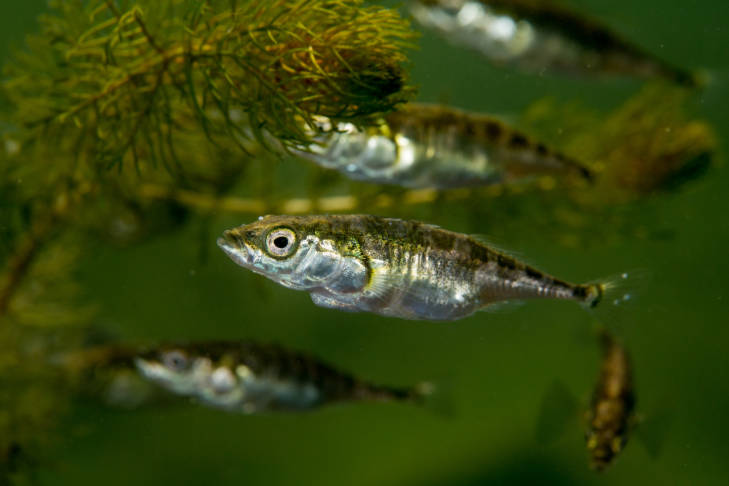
[2,1,728,485]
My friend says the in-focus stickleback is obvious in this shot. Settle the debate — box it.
[409,0,699,86]
[295,103,592,189]
[218,214,613,321]
[585,330,636,470]
[135,341,430,413]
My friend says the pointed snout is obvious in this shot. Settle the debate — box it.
[217,229,251,268]
[217,229,239,250]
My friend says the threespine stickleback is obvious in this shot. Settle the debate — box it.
[409,0,699,86]
[294,103,593,189]
[135,341,431,413]
[218,214,615,321]
[585,330,635,471]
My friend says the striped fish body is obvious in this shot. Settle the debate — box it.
[218,215,602,321]
[410,0,697,86]
[135,341,420,413]
[295,104,592,189]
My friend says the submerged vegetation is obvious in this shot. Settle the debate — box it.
[0,0,416,480]
[0,0,720,482]
[5,0,415,171]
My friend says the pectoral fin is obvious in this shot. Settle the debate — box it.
[310,291,359,312]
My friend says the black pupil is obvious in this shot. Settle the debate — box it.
[166,353,185,370]
[273,236,289,249]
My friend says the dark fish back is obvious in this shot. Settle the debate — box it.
[234,340,412,404]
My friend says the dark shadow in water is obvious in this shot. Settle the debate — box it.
[660,151,714,192]
[410,452,583,486]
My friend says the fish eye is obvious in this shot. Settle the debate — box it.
[162,350,188,372]
[265,228,297,257]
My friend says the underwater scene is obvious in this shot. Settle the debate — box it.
[1,1,728,485]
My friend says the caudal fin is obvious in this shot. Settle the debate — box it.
[582,271,649,308]
[411,380,455,418]
[579,271,650,326]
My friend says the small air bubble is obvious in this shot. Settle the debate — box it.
[258,216,264,221]
[623,294,632,301]
[613,299,620,305]
[621,273,628,279]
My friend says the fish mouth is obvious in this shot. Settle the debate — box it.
[217,231,252,267]
[134,357,162,380]
[217,229,240,248]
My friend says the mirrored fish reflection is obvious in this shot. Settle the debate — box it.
[585,329,636,471]
[135,341,432,413]
[294,103,593,189]
[217,214,623,321]
[409,0,699,86]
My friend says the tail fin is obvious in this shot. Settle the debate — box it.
[579,270,650,326]
[683,66,719,90]
[581,270,649,309]
[412,380,455,418]
[674,68,709,90]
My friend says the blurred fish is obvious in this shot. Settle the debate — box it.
[409,0,699,86]
[54,345,168,409]
[218,215,625,321]
[294,103,593,189]
[585,330,635,471]
[135,341,432,413]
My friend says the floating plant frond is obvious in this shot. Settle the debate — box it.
[3,0,417,176]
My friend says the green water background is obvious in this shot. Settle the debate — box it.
[2,1,729,484]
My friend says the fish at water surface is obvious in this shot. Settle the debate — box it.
[135,341,430,413]
[585,330,636,470]
[409,0,699,86]
[218,214,608,321]
[295,103,593,189]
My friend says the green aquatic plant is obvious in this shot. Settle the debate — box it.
[4,0,415,175]
[0,234,88,486]
[0,1,417,481]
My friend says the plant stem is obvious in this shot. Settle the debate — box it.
[138,183,444,214]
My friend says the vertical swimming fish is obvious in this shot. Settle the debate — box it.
[135,341,430,413]
[295,103,593,189]
[409,0,699,86]
[585,330,635,470]
[218,214,613,321]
